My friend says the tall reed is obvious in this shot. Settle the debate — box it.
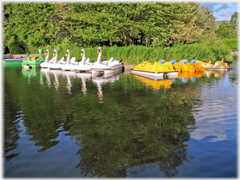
[33,42,233,64]
[222,38,238,50]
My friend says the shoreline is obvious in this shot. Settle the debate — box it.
[3,52,237,69]
[4,51,238,59]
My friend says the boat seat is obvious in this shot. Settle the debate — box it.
[159,59,165,63]
[71,61,79,65]
[181,59,188,66]
[191,59,197,64]
[58,57,66,64]
[85,58,90,63]
[109,57,115,62]
[49,57,57,64]
[70,57,77,63]
[170,59,177,64]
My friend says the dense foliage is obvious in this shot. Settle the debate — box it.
[217,12,238,39]
[222,38,238,51]
[4,2,221,53]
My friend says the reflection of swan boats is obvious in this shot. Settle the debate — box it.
[91,47,123,75]
[40,68,62,89]
[133,74,176,89]
[75,72,92,95]
[92,68,123,78]
[92,72,122,102]
[40,68,92,93]
[59,71,76,94]
[178,71,205,84]
[196,60,229,71]
[132,60,178,79]
[62,71,92,94]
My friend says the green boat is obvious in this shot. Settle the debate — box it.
[21,48,45,69]
[3,58,26,67]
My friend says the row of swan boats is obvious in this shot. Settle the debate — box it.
[39,47,123,74]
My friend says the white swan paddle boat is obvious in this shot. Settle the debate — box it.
[60,49,92,73]
[91,47,123,75]
[40,49,63,70]
[75,49,92,72]
[40,49,50,69]
[59,49,77,71]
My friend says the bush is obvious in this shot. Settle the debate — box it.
[8,36,25,54]
[221,39,238,50]
[11,40,232,64]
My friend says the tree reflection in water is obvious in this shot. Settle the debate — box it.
[4,67,226,177]
[4,68,22,161]
[69,82,199,177]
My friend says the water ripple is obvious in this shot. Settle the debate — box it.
[191,73,237,142]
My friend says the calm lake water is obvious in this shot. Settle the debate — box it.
[4,61,238,178]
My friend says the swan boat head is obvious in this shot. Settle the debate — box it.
[81,49,86,59]
[45,49,50,62]
[80,49,86,65]
[66,49,70,57]
[96,47,102,64]
[53,49,58,57]
[66,49,71,64]
[97,47,101,54]
[52,49,58,64]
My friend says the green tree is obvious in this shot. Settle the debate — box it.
[217,12,238,39]
[230,12,238,38]
[217,21,232,38]
[152,3,204,46]
[4,3,59,52]
[4,2,225,52]
[197,6,217,36]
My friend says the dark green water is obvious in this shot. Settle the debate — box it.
[4,61,238,177]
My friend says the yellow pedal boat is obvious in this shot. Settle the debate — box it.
[177,59,204,73]
[132,59,178,79]
[196,60,229,71]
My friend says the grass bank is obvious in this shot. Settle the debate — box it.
[222,38,238,51]
[28,43,233,65]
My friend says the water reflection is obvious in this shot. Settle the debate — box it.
[61,71,76,94]
[70,89,196,177]
[191,67,237,142]
[178,71,205,84]
[75,73,92,95]
[4,64,236,177]
[204,70,228,78]
[40,69,62,90]
[92,72,122,103]
[133,75,175,89]
[4,79,22,161]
